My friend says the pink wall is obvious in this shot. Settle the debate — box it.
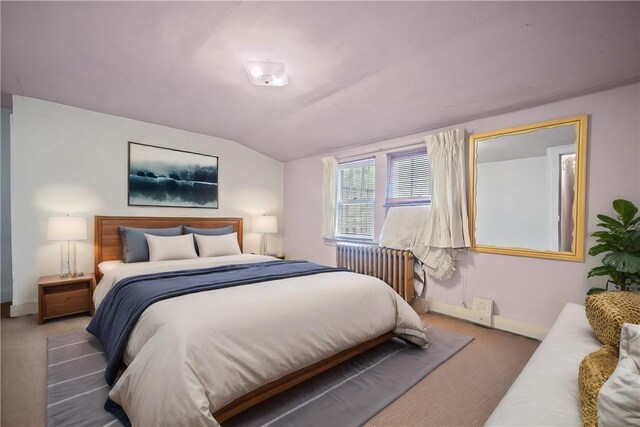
[283,83,640,327]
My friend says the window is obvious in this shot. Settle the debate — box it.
[336,158,375,239]
[385,148,430,207]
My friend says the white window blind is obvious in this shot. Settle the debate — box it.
[336,158,375,239]
[385,148,430,207]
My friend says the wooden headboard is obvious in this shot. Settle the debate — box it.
[94,215,243,280]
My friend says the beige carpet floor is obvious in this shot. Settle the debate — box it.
[0,304,539,427]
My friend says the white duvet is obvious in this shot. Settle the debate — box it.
[94,255,428,427]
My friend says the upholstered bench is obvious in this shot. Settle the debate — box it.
[487,296,640,427]
[485,303,601,426]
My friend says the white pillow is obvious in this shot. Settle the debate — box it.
[98,260,124,275]
[194,232,242,258]
[144,233,198,262]
[597,323,640,427]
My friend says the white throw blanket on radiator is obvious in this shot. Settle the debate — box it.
[379,206,457,281]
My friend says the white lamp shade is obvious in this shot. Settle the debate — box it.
[253,215,277,234]
[47,216,87,241]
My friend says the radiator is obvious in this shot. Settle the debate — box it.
[336,242,414,302]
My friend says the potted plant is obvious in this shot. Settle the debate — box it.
[587,199,640,295]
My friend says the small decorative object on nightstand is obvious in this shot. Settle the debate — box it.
[275,255,285,260]
[38,273,96,324]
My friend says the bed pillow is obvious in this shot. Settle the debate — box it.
[578,345,619,426]
[119,226,182,263]
[98,260,124,275]
[184,225,234,254]
[183,225,234,236]
[145,233,198,262]
[194,232,242,258]
[598,323,640,427]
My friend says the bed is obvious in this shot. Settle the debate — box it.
[89,215,428,426]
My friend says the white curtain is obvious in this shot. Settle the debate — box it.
[422,128,470,279]
[321,156,338,238]
[424,128,470,247]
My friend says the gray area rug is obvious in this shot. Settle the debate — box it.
[48,327,472,427]
[47,332,114,427]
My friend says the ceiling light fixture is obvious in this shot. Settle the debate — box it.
[244,60,288,87]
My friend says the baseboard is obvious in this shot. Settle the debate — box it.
[427,298,549,340]
[10,301,37,317]
[492,314,549,340]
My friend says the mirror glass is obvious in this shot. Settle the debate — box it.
[469,116,587,261]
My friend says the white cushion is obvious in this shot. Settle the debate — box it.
[144,233,198,262]
[195,232,242,258]
[97,260,124,274]
[598,323,640,427]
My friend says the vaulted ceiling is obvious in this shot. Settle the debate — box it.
[2,1,639,161]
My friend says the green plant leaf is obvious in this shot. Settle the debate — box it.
[595,223,618,231]
[596,214,624,229]
[602,252,640,274]
[588,244,611,256]
[613,199,638,226]
[588,199,640,284]
[591,231,608,238]
[588,265,614,277]
[587,288,606,296]
[620,231,640,249]
[591,231,623,247]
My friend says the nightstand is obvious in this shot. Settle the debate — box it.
[38,274,96,324]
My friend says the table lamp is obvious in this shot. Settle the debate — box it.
[253,215,277,256]
[47,216,87,277]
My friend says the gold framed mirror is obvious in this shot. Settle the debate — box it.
[468,115,588,261]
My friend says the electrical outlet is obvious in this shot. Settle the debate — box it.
[472,297,493,326]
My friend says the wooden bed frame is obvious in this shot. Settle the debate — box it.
[215,331,394,422]
[93,215,395,423]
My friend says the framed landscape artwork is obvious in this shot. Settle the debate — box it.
[128,142,219,208]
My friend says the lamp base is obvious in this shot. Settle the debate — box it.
[59,241,77,278]
[260,233,268,256]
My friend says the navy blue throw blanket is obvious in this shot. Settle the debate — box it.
[87,260,345,387]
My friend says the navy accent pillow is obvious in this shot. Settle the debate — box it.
[183,225,234,255]
[119,226,182,263]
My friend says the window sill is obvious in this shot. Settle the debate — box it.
[383,201,431,208]
[324,236,377,246]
